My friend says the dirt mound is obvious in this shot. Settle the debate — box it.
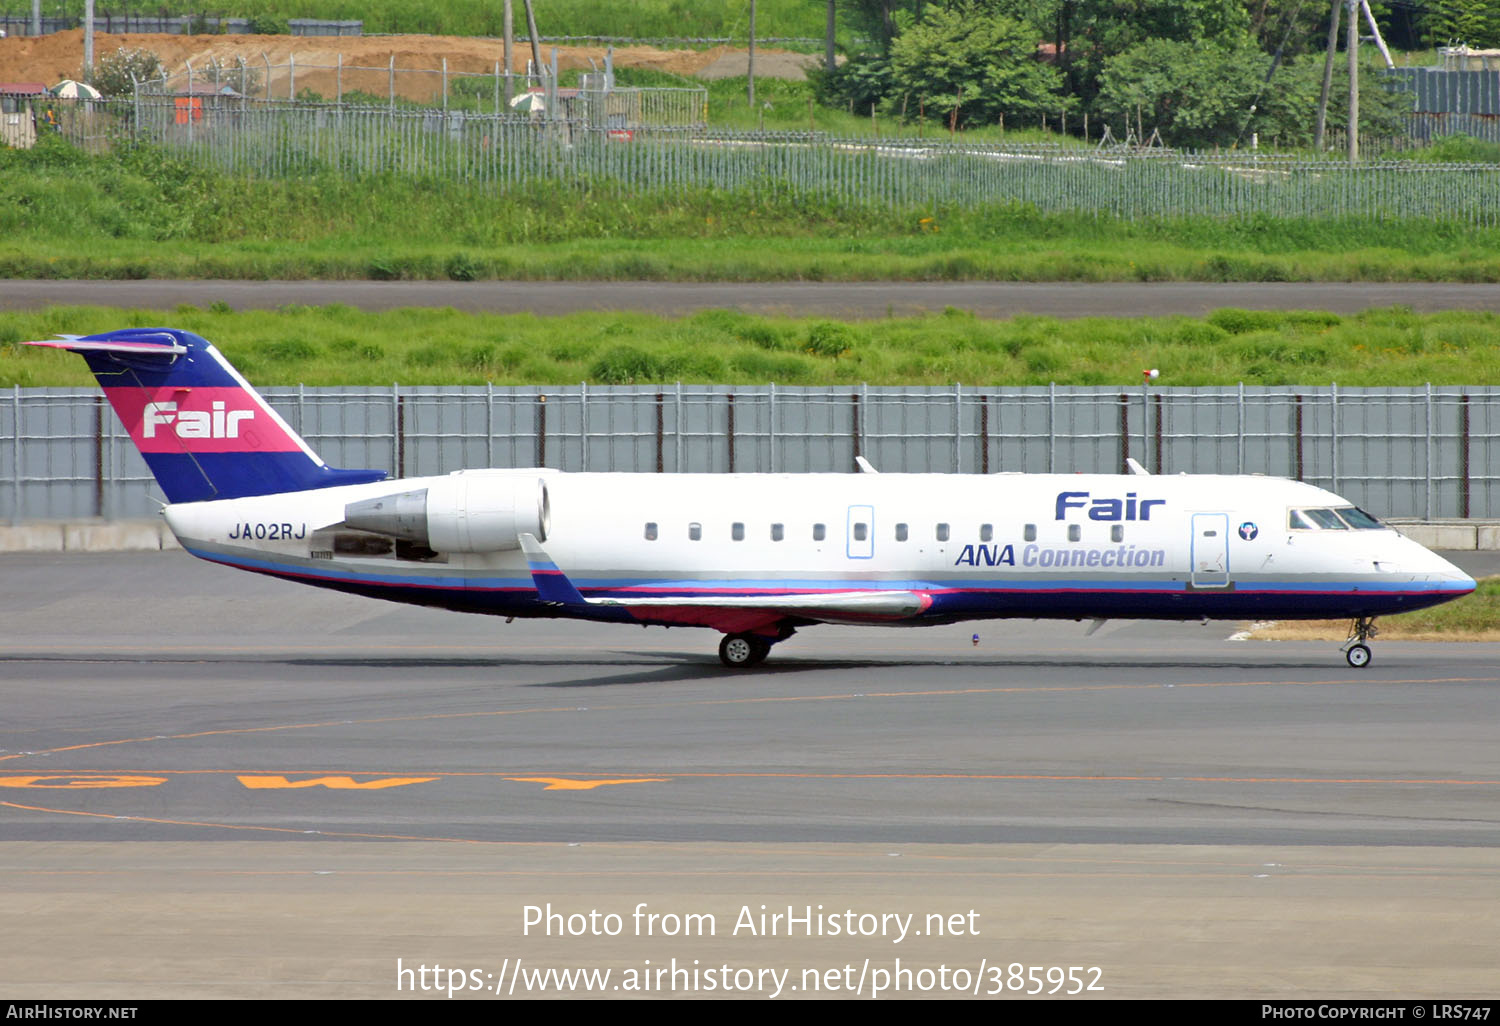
[0,30,811,102]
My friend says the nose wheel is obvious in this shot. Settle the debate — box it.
[719,632,771,668]
[1341,617,1378,668]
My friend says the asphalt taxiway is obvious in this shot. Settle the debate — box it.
[2,552,1497,998]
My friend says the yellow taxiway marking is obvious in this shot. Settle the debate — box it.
[236,775,437,790]
[0,775,167,789]
[503,776,667,791]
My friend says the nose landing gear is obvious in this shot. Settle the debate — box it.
[1341,617,1378,668]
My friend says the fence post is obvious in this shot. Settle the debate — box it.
[536,393,547,468]
[768,382,777,473]
[1047,381,1056,473]
[1425,382,1434,518]
[12,386,21,524]
[726,393,736,473]
[1459,393,1470,520]
[1237,382,1245,475]
[1294,393,1304,482]
[1117,393,1130,473]
[486,382,494,468]
[979,394,989,475]
[390,384,400,476]
[1330,382,1339,494]
[579,381,588,471]
[1153,392,1163,473]
[655,392,664,473]
[674,382,682,472]
[953,383,962,473]
[93,397,104,517]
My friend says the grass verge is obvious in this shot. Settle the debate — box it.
[5,304,1500,388]
[1247,578,1500,641]
[6,143,1500,283]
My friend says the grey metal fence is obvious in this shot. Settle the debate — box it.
[0,14,360,35]
[63,97,1498,224]
[6,385,1498,522]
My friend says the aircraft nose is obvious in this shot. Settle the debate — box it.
[1427,552,1477,595]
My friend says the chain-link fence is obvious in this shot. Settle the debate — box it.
[38,97,1494,224]
[6,384,1498,522]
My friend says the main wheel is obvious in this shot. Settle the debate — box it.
[719,633,769,668]
[1345,643,1371,668]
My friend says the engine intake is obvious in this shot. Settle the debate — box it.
[344,474,549,553]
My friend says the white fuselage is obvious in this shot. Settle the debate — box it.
[162,469,1474,630]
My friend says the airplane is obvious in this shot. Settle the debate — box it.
[28,328,1477,669]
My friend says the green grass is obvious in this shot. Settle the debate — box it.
[6,304,1500,388]
[1384,577,1500,637]
[5,142,1500,283]
[1260,577,1500,639]
[20,0,833,40]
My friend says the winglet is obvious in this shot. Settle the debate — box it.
[519,532,588,606]
[1126,457,1150,476]
[855,455,878,474]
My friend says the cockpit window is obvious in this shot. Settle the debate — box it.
[1290,506,1384,531]
[1336,507,1385,530]
[1304,508,1349,530]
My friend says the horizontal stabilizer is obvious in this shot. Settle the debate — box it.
[27,335,188,359]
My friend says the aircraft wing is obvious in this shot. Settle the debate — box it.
[583,590,932,634]
[518,533,930,632]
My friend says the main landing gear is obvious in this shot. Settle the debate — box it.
[719,633,771,668]
[1341,617,1378,668]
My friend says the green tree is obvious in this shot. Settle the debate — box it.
[887,3,1064,128]
[1421,0,1500,48]
[1095,38,1407,149]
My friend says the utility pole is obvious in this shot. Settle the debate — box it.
[1313,0,1340,152]
[83,0,94,80]
[1346,0,1359,163]
[503,0,514,104]
[522,0,543,91]
[748,0,757,107]
[825,0,835,75]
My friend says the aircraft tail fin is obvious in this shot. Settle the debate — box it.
[28,329,388,504]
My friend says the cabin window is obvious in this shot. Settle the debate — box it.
[936,523,949,542]
[980,524,993,542]
[732,522,745,541]
[895,523,908,541]
[1067,524,1080,542]
[1023,524,1036,542]
[1111,524,1124,543]
[853,523,868,541]
[644,522,658,541]
[771,523,784,541]
[813,523,826,541]
[689,522,702,541]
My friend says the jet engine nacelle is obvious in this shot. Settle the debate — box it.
[343,473,550,553]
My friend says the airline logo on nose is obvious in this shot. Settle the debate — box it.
[143,400,255,439]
